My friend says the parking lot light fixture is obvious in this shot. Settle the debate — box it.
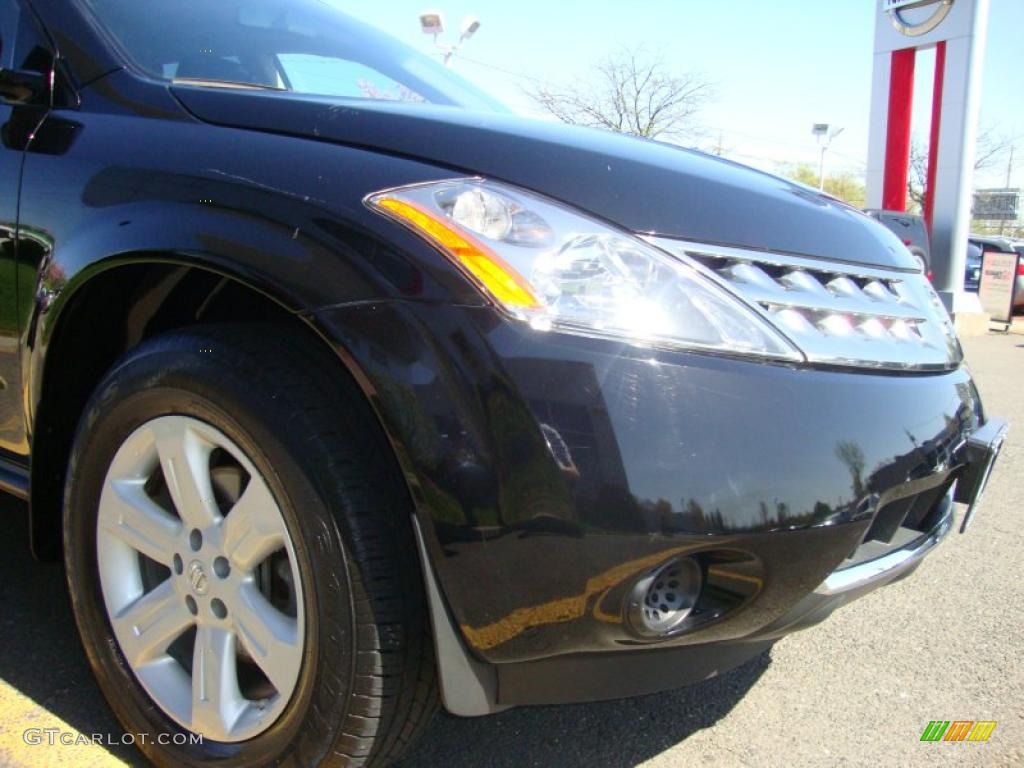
[420,10,481,66]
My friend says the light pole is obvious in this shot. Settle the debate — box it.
[812,124,845,191]
[418,11,481,67]
[998,144,1014,236]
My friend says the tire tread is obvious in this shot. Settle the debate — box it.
[80,322,438,767]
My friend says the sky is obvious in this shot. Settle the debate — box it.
[339,0,1023,191]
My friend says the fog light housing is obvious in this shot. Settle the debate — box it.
[627,557,702,638]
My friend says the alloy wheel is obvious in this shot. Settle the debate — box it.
[95,415,305,742]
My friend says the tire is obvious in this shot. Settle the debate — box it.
[63,323,437,767]
[908,248,929,275]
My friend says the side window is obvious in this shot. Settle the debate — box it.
[10,4,52,75]
[276,54,425,102]
[0,0,52,74]
[0,3,59,138]
[0,0,18,69]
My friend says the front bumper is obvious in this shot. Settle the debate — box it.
[817,503,954,596]
[314,302,1005,709]
[775,416,1004,624]
[437,445,1006,712]
[424,491,999,712]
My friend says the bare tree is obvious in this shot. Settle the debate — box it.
[835,441,866,501]
[527,46,714,142]
[908,125,1018,211]
[357,79,425,104]
[907,141,928,212]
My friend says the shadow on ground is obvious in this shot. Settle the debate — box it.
[396,649,770,768]
[0,495,770,767]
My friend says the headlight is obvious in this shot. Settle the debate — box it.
[366,179,801,361]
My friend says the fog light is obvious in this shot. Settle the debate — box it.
[627,557,702,637]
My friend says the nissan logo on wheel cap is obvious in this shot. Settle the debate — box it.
[187,560,210,595]
[884,0,954,37]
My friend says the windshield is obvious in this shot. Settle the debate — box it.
[75,0,506,112]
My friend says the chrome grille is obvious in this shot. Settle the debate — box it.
[648,237,962,370]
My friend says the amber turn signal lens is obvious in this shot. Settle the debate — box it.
[375,197,541,311]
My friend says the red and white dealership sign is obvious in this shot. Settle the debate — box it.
[866,0,990,314]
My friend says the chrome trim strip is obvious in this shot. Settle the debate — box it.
[740,288,927,321]
[642,237,921,281]
[815,511,953,596]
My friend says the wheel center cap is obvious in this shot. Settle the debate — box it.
[187,560,210,595]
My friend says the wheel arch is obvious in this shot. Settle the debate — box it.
[27,252,404,561]
[30,252,497,718]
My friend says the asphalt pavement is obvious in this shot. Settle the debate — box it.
[1,331,1021,768]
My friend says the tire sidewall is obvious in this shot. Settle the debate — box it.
[64,349,357,767]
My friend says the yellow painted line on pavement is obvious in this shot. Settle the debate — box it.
[0,679,126,768]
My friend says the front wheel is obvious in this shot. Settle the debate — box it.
[64,324,437,767]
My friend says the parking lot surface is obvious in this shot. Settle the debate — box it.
[1,331,1021,768]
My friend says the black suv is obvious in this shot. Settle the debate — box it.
[0,2,1008,766]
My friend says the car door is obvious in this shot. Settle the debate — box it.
[0,0,51,456]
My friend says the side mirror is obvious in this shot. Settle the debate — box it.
[0,67,49,105]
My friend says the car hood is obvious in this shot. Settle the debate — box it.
[171,88,915,270]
